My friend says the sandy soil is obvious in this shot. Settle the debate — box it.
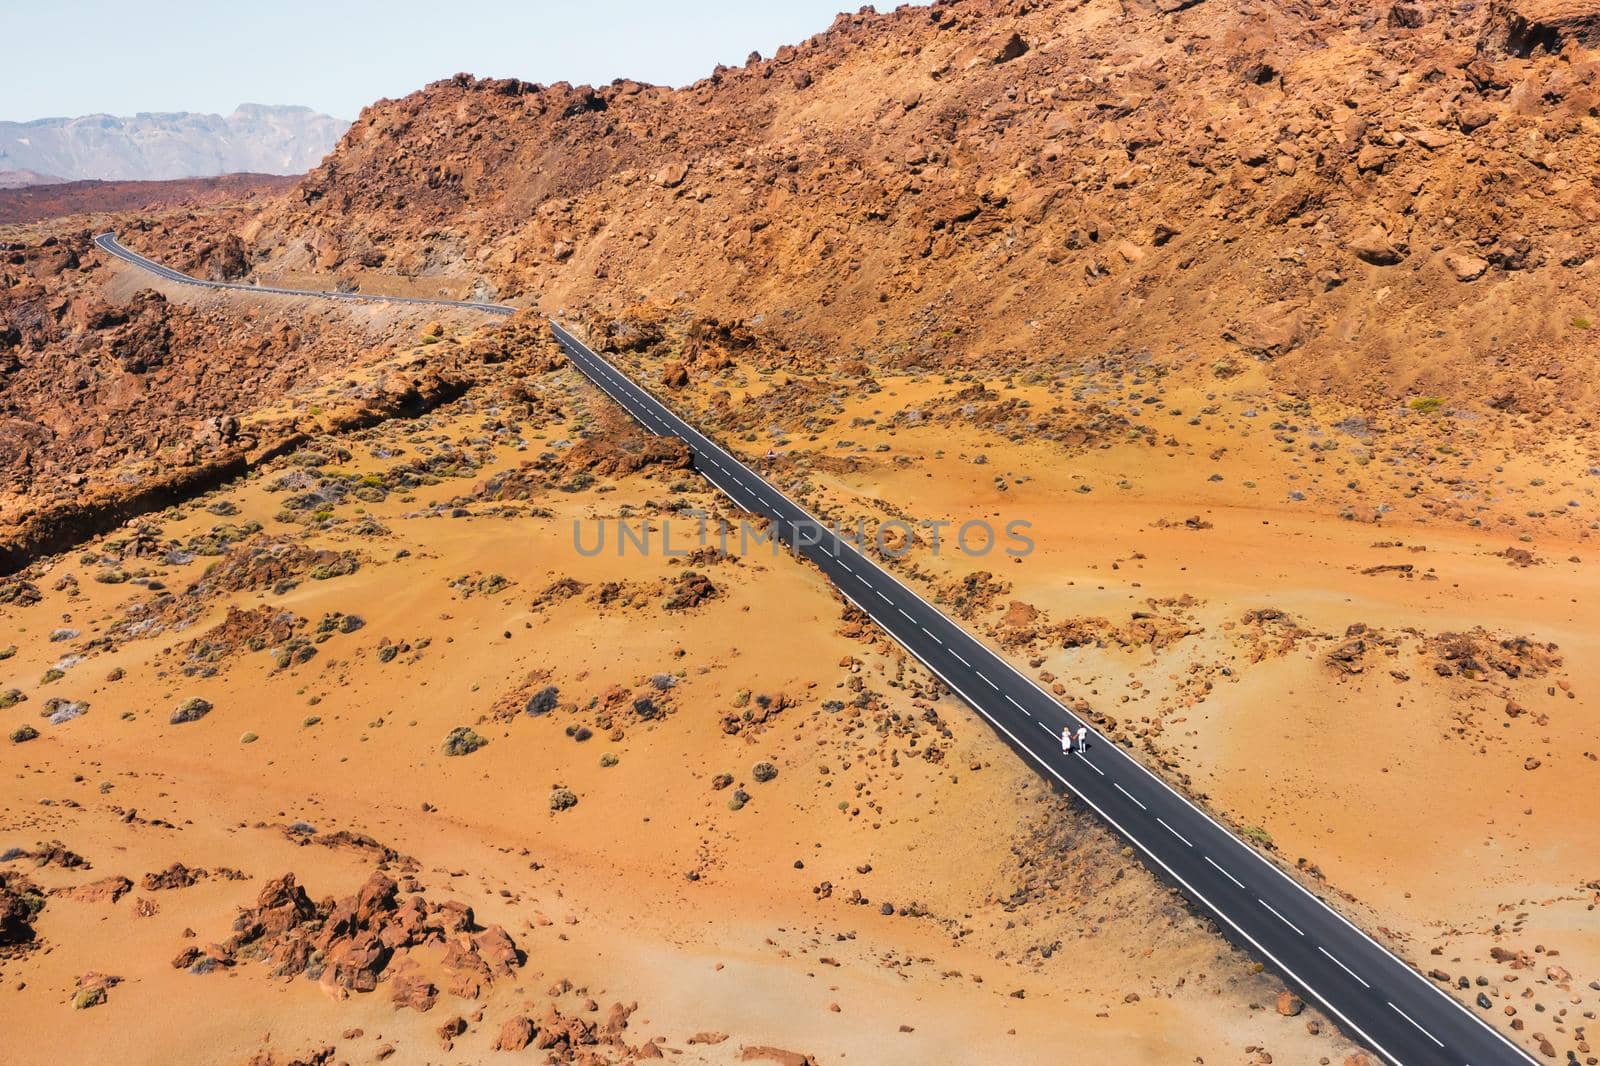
[0,345,1368,1064]
[603,335,1599,1062]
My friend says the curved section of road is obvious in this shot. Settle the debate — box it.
[107,234,1534,1066]
[94,232,517,315]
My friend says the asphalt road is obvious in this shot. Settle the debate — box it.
[103,232,1534,1066]
[94,232,517,315]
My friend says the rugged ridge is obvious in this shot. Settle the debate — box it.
[0,104,349,182]
[230,0,1600,418]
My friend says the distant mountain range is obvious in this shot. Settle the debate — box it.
[0,104,349,183]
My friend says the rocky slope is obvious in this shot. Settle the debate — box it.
[0,105,348,182]
[0,217,518,571]
[223,0,1600,422]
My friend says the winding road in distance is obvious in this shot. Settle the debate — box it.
[104,232,1536,1066]
[94,231,517,315]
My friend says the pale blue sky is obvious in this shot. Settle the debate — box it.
[1,1,918,122]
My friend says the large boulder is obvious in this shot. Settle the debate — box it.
[1349,224,1406,266]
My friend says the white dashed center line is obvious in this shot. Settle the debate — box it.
[1259,899,1304,937]
[1387,1002,1444,1048]
[1114,782,1146,810]
[1157,818,1192,847]
[1318,946,1370,989]
[1204,855,1246,890]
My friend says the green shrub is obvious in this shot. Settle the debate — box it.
[440,726,487,756]
[1242,824,1275,849]
[170,697,213,724]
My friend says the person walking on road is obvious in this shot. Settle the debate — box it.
[1061,726,1071,754]
[1075,726,1088,753]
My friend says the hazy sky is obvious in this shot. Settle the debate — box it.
[2,1,917,122]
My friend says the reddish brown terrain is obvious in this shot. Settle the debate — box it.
[0,173,297,226]
[2,0,1599,1063]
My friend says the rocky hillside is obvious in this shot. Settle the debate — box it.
[0,217,519,570]
[0,104,348,181]
[227,0,1600,420]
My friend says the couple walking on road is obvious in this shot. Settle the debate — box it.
[1061,725,1088,755]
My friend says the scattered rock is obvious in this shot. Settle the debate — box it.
[493,1015,536,1051]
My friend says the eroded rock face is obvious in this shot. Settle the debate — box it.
[1482,0,1600,55]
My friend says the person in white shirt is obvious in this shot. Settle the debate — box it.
[1075,726,1088,753]
[1061,726,1071,754]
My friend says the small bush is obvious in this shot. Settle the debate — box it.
[727,789,750,811]
[549,787,578,812]
[600,752,619,767]
[72,985,107,1010]
[525,685,559,716]
[1242,825,1275,849]
[10,724,39,743]
[440,726,487,756]
[239,732,259,744]
[170,697,213,724]
[751,761,778,783]
[1573,316,1592,330]
[47,700,88,725]
[1407,396,1443,414]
